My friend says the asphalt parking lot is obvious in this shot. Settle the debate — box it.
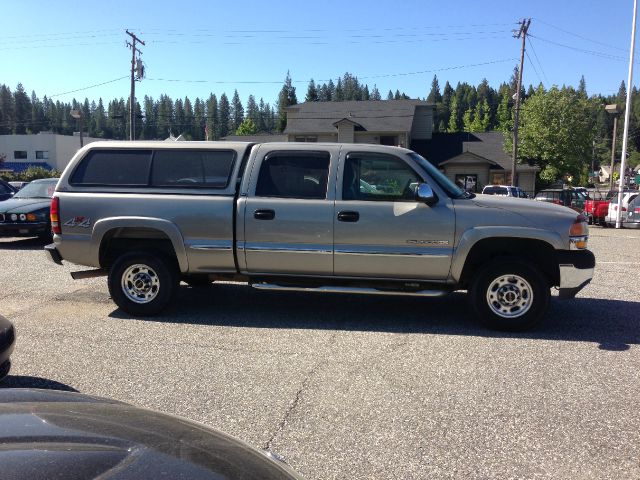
[0,227,638,480]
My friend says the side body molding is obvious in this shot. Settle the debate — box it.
[91,217,189,272]
[450,226,564,282]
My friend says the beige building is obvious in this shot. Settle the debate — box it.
[0,132,102,173]
[284,99,433,146]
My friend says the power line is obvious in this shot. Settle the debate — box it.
[145,58,518,86]
[529,34,628,61]
[527,37,549,85]
[49,77,129,98]
[525,50,542,84]
[535,18,628,53]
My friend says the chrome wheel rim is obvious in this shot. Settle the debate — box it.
[486,274,533,319]
[121,264,160,304]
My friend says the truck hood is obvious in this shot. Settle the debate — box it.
[0,198,51,213]
[469,194,579,224]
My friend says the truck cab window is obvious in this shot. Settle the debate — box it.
[255,152,330,199]
[343,153,421,201]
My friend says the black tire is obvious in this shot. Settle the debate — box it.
[469,260,550,331]
[108,252,178,316]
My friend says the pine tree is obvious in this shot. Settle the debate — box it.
[305,79,318,102]
[246,94,258,125]
[0,85,13,134]
[327,79,335,101]
[370,85,381,101]
[462,108,474,132]
[334,78,344,101]
[13,83,31,134]
[448,95,460,132]
[578,75,587,98]
[184,97,194,138]
[427,75,442,103]
[394,90,401,100]
[193,98,205,140]
[206,94,218,140]
[231,89,244,131]
[276,71,297,131]
[257,97,267,132]
[497,89,511,133]
[218,93,231,138]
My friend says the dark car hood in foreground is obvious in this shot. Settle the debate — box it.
[0,389,300,480]
[0,197,51,213]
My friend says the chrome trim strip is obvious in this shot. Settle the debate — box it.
[251,283,449,297]
[188,240,233,251]
[244,243,333,254]
[335,244,451,258]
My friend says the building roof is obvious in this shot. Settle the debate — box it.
[284,100,432,134]
[0,162,53,173]
[412,131,537,171]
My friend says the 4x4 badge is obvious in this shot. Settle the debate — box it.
[64,216,92,228]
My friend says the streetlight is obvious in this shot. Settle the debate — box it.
[70,109,84,148]
[604,104,621,190]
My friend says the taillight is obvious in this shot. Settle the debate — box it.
[635,208,640,214]
[50,196,61,234]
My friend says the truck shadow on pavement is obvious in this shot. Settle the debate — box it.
[109,284,639,352]
[0,237,47,251]
[0,375,78,392]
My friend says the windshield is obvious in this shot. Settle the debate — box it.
[14,180,58,198]
[408,152,465,198]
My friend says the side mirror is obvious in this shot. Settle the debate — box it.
[416,183,438,205]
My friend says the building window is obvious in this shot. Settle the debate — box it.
[455,174,478,193]
[489,172,513,185]
[36,150,49,160]
[14,151,27,160]
[379,136,397,146]
[294,136,317,142]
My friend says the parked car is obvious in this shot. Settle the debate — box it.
[534,188,588,213]
[0,314,16,381]
[481,185,529,198]
[0,388,301,479]
[0,178,58,241]
[0,179,17,202]
[604,191,640,227]
[624,194,640,228]
[8,181,30,191]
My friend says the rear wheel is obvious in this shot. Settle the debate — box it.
[469,260,550,331]
[108,252,178,316]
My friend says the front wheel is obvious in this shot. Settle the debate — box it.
[108,252,178,316]
[469,260,550,331]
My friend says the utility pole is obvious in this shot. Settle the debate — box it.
[616,0,637,228]
[511,18,531,187]
[126,30,145,141]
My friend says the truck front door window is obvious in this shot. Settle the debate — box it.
[342,153,421,202]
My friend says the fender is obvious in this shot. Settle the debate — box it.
[450,226,563,282]
[91,217,189,272]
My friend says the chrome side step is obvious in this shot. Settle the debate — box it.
[251,283,449,297]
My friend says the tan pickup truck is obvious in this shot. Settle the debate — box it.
[45,141,595,331]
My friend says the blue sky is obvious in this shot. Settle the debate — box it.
[0,0,637,107]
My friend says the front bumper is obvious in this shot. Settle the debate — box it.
[0,221,48,237]
[557,249,595,299]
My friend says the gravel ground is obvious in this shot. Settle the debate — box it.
[0,227,638,480]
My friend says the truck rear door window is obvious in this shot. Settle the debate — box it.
[71,150,152,186]
[151,150,235,188]
[255,152,330,199]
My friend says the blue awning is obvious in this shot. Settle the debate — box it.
[0,162,53,173]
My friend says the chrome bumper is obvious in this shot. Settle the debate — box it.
[557,250,595,299]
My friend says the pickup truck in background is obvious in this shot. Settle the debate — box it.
[45,141,595,331]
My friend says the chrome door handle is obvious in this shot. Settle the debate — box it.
[254,209,275,220]
[337,211,359,222]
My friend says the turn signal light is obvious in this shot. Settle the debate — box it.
[569,214,588,250]
[50,196,61,234]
